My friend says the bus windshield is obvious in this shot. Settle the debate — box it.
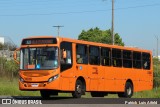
[20,47,58,70]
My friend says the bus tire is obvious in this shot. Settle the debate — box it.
[72,80,83,98]
[40,90,50,99]
[118,82,133,98]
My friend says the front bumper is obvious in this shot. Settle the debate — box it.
[19,79,60,91]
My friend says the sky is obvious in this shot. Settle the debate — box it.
[0,0,160,55]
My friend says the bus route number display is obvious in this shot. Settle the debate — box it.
[22,38,57,45]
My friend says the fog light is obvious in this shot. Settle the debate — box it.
[24,84,27,87]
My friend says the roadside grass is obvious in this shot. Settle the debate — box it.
[133,88,160,98]
[0,77,40,96]
[0,77,160,98]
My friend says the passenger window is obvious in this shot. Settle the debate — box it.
[101,48,111,66]
[142,53,151,70]
[112,49,122,67]
[89,46,100,65]
[76,44,88,64]
[133,52,142,69]
[123,50,132,68]
[60,42,72,72]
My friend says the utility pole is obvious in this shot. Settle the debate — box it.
[155,36,159,58]
[53,25,64,37]
[155,35,159,90]
[112,0,114,45]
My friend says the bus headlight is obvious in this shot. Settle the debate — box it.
[48,74,59,83]
[19,77,24,82]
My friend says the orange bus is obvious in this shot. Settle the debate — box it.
[14,36,153,98]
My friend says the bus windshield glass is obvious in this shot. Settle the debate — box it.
[20,47,58,70]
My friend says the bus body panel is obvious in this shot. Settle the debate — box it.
[19,68,61,90]
[19,79,60,90]
[60,68,76,91]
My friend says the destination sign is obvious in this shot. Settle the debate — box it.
[22,38,57,45]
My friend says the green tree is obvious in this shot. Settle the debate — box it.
[78,27,124,46]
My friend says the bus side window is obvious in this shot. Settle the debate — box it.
[89,46,100,65]
[76,44,88,64]
[142,53,151,70]
[123,50,132,68]
[101,47,111,66]
[133,52,142,69]
[112,49,122,67]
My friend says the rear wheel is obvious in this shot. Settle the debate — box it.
[72,80,83,98]
[118,82,133,98]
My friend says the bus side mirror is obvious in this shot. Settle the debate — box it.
[14,48,20,64]
[62,49,67,59]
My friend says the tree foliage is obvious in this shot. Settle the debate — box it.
[78,27,124,46]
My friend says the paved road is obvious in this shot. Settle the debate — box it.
[0,96,159,104]
[1,96,123,104]
[0,96,159,107]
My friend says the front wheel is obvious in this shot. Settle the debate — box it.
[72,80,83,98]
[118,82,133,98]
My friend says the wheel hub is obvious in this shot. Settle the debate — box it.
[127,87,132,95]
[76,84,82,93]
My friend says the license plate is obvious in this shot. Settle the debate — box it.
[31,83,39,87]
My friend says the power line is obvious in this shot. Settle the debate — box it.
[0,0,97,10]
[0,0,95,7]
[0,0,158,11]
[116,3,160,10]
[0,3,159,16]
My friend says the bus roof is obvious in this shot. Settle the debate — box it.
[21,36,152,53]
[58,37,152,53]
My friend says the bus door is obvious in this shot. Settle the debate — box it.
[60,42,74,91]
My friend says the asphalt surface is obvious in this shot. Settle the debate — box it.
[0,96,160,104]
[1,96,122,104]
[0,96,159,107]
